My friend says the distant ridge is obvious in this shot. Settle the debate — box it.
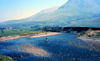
[39,6,59,14]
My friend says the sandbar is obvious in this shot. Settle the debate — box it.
[0,32,61,42]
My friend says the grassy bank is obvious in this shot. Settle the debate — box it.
[0,54,15,61]
[78,31,100,38]
[0,28,41,37]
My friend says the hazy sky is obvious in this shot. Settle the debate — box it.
[0,0,68,22]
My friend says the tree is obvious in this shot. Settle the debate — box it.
[0,28,5,33]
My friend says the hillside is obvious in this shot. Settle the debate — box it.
[0,0,100,28]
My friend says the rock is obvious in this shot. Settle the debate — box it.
[7,57,12,59]
[42,59,45,61]
[72,58,75,60]
[20,55,23,58]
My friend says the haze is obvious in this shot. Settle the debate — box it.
[0,0,68,22]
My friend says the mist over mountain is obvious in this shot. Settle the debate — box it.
[0,6,59,27]
[1,0,100,28]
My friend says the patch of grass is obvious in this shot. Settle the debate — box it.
[93,37,100,38]
[96,32,100,36]
[0,28,41,37]
[93,32,100,38]
[81,31,89,34]
[78,31,89,37]
[0,54,15,61]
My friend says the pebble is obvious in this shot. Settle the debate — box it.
[72,58,75,60]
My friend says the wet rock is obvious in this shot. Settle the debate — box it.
[20,55,23,58]
[42,59,45,61]
[72,58,75,60]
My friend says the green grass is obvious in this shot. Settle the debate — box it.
[93,37,100,38]
[78,31,89,37]
[96,32,100,36]
[92,32,100,38]
[0,28,41,37]
[0,54,15,61]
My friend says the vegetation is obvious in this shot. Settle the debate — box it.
[93,32,100,38]
[35,32,40,34]
[21,33,28,36]
[78,31,89,37]
[29,32,36,35]
[78,30,100,38]
[0,54,15,61]
[0,28,41,37]
[0,34,1,37]
[96,32,100,36]
[29,32,40,35]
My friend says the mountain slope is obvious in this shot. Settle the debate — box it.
[1,0,100,28]
[0,6,59,24]
[59,0,100,14]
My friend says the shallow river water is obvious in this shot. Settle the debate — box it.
[0,33,100,61]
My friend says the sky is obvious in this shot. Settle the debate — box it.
[0,0,68,23]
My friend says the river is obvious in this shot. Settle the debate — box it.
[0,33,100,61]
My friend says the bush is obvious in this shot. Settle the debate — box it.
[96,32,100,36]
[36,32,40,34]
[21,33,27,36]
[41,31,45,33]
[0,35,1,37]
[88,35,92,37]
[29,32,35,35]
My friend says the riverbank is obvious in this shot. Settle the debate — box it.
[0,54,15,61]
[0,35,29,42]
[0,32,61,42]
[77,35,100,51]
[77,34,100,42]
[30,32,61,38]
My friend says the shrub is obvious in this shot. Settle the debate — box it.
[0,35,1,37]
[29,32,35,35]
[88,35,92,37]
[36,32,40,34]
[41,31,45,33]
[21,33,27,36]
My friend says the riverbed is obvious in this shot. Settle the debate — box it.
[0,33,100,61]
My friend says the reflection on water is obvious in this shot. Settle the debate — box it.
[0,33,100,61]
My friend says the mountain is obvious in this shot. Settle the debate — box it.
[0,6,59,27]
[38,6,59,14]
[59,0,100,14]
[1,0,100,28]
[1,6,59,24]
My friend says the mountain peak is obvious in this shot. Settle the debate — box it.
[1,0,100,27]
[59,0,100,14]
